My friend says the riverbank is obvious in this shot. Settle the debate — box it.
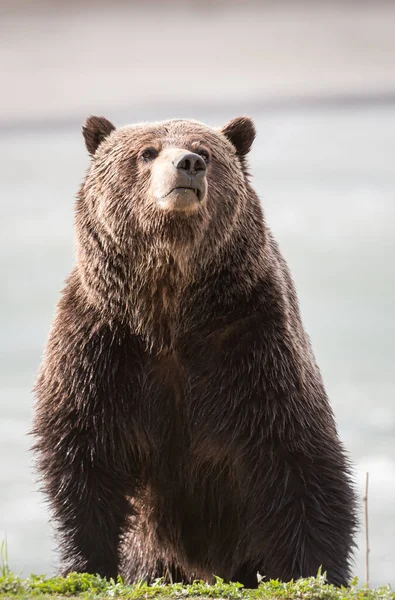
[0,573,394,600]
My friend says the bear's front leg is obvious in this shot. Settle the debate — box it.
[251,440,357,587]
[184,314,357,587]
[34,410,137,578]
[57,447,134,577]
[33,316,143,578]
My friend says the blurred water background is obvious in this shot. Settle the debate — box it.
[0,0,394,587]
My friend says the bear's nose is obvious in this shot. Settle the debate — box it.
[173,152,206,174]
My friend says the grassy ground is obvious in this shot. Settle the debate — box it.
[0,572,393,600]
[1,543,393,600]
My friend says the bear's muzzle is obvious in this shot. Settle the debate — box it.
[152,149,207,213]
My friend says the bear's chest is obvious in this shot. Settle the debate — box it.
[137,332,248,479]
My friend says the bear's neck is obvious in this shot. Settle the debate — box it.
[77,217,266,353]
[77,222,203,350]
[128,246,196,351]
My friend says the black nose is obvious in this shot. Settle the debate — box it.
[173,152,206,174]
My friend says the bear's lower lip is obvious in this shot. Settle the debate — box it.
[157,187,203,212]
[164,187,201,201]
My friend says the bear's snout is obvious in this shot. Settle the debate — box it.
[152,148,208,213]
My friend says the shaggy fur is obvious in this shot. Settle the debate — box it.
[33,116,357,587]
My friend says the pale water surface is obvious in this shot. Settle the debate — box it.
[0,105,394,586]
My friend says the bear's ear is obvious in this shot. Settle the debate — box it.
[221,116,256,157]
[82,116,116,156]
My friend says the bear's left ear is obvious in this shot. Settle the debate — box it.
[221,116,256,157]
[82,116,116,156]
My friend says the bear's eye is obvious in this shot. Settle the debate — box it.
[196,149,210,163]
[141,148,159,162]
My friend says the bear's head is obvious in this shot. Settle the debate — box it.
[76,117,264,338]
[79,116,256,254]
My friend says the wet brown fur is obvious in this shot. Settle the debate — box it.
[33,117,357,587]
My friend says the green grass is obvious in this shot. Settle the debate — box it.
[1,543,393,600]
[0,572,393,600]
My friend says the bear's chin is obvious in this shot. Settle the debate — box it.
[146,203,210,251]
[156,188,203,214]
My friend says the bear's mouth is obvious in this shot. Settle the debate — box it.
[164,187,202,201]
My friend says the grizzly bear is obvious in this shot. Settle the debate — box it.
[33,115,357,588]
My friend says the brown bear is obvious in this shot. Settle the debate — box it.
[33,115,357,588]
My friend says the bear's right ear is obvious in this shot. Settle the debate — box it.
[82,116,116,156]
